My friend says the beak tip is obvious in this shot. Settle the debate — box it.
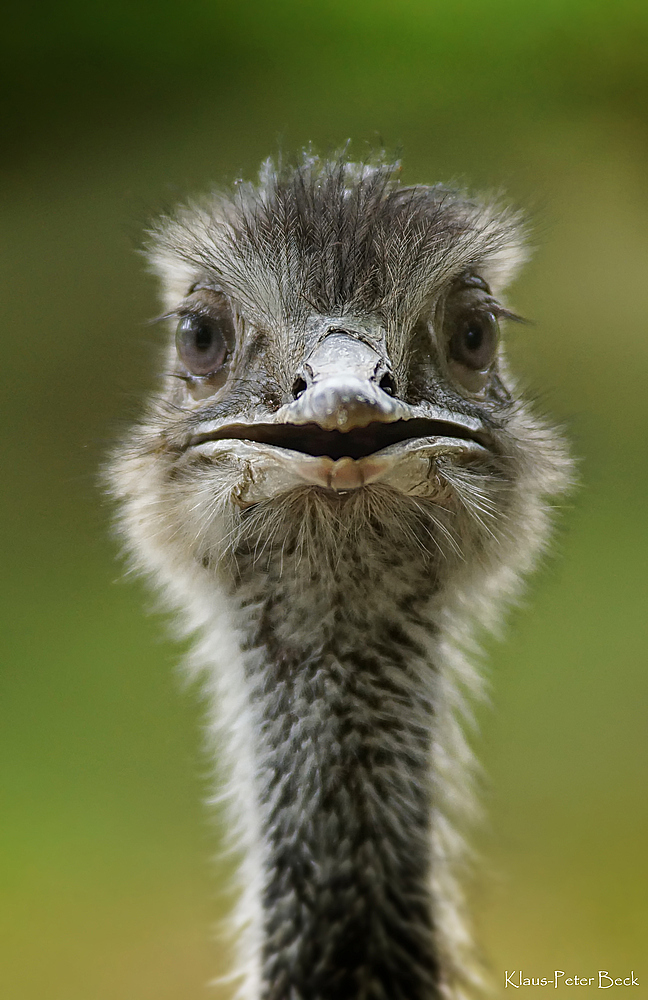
[284,376,407,431]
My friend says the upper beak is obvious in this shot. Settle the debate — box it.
[283,330,409,430]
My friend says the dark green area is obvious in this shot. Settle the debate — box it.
[2,2,647,997]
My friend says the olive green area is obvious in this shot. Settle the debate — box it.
[2,2,647,996]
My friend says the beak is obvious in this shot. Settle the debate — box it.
[286,330,409,431]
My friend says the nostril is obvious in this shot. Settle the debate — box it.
[379,372,397,396]
[292,376,308,400]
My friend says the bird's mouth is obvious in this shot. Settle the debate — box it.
[186,416,489,495]
[187,416,487,461]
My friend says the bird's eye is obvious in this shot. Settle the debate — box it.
[175,312,232,376]
[448,311,499,371]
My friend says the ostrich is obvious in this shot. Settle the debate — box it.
[109,153,570,1000]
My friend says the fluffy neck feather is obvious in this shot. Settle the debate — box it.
[192,488,484,1000]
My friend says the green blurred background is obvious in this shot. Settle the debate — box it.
[2,2,647,997]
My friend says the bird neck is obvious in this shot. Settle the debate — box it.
[227,533,447,1000]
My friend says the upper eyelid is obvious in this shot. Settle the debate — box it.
[441,290,529,326]
[149,305,213,324]
[151,289,239,325]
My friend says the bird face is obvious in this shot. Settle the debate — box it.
[167,276,511,506]
[113,158,567,576]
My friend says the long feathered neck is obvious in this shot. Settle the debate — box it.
[212,490,468,1000]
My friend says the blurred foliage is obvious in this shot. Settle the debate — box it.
[5,0,648,159]
[1,1,647,998]
[6,0,648,101]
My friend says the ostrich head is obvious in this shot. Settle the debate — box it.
[111,154,570,1000]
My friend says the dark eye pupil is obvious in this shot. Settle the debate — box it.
[194,320,214,352]
[464,324,483,352]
